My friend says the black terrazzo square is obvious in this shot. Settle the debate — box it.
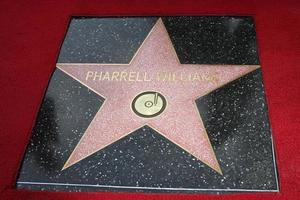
[16,16,278,193]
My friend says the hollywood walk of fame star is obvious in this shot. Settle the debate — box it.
[57,18,259,174]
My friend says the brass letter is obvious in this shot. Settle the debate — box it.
[93,71,102,81]
[128,72,136,82]
[120,71,128,81]
[86,71,94,81]
[102,72,110,81]
[111,71,120,81]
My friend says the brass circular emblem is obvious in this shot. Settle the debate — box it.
[132,91,167,118]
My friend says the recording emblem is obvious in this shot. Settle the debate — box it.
[132,91,167,118]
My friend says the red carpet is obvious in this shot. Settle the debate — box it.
[0,0,299,199]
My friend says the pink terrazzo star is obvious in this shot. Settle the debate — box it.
[57,18,259,174]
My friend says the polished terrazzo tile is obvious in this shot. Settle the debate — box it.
[16,16,278,193]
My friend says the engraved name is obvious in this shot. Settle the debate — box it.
[85,71,219,83]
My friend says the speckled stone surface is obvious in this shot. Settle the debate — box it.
[16,17,278,193]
